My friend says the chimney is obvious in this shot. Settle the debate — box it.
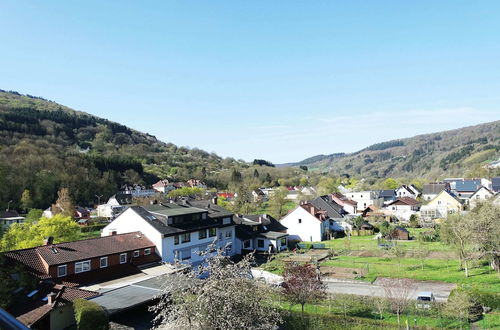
[309,206,316,216]
[44,236,54,245]
[258,216,263,223]
[47,292,57,305]
[110,230,117,236]
[211,196,218,205]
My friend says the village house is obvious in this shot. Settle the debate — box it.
[387,226,411,240]
[309,196,352,231]
[376,190,397,204]
[469,186,495,209]
[395,184,420,199]
[101,200,237,264]
[384,197,420,221]
[186,179,207,189]
[330,192,358,214]
[233,214,288,254]
[443,178,487,200]
[252,188,267,202]
[420,190,463,220]
[152,179,177,194]
[2,233,160,329]
[280,203,342,242]
[0,210,25,230]
[345,191,384,211]
[97,192,130,218]
[422,182,451,201]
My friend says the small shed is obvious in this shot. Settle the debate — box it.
[388,226,410,240]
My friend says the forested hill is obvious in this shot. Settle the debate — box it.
[281,120,500,180]
[0,90,240,209]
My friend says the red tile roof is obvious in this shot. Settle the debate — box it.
[36,232,155,266]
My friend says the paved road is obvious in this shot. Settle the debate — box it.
[324,277,455,302]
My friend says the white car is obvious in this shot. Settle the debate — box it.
[416,291,436,309]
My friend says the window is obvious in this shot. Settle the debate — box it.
[438,201,442,205]
[100,257,108,268]
[209,228,217,237]
[181,249,191,260]
[298,218,302,224]
[57,265,67,277]
[199,230,207,240]
[225,230,232,238]
[75,260,91,273]
[257,240,264,248]
[181,233,191,243]
[144,248,151,255]
[133,250,140,258]
[120,253,127,264]
[243,240,251,249]
[174,235,179,245]
[280,237,287,246]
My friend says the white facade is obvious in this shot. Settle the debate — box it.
[97,204,127,218]
[386,204,417,221]
[396,186,419,199]
[280,206,325,242]
[345,191,383,211]
[102,208,236,264]
[469,187,494,209]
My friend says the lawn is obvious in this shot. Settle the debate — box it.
[321,256,500,293]
[252,200,297,216]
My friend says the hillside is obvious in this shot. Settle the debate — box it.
[0,90,241,209]
[281,121,500,180]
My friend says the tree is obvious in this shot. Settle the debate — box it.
[167,187,204,199]
[152,249,281,329]
[25,208,43,224]
[253,169,259,179]
[0,214,79,251]
[443,290,481,327]
[316,177,339,196]
[20,189,33,211]
[73,298,109,330]
[440,214,474,277]
[409,214,420,228]
[269,186,289,219]
[379,278,415,325]
[282,262,326,312]
[299,165,308,172]
[231,169,242,182]
[265,173,272,184]
[382,178,399,190]
[52,187,75,218]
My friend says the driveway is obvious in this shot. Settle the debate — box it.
[324,277,456,302]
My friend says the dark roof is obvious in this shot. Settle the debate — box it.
[492,177,500,192]
[185,200,233,219]
[387,197,420,206]
[112,192,133,205]
[377,190,396,198]
[0,210,21,218]
[35,232,155,266]
[3,247,50,280]
[422,182,449,195]
[242,214,288,232]
[129,205,233,237]
[454,180,482,192]
[310,196,344,219]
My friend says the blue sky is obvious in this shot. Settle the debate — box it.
[1,1,499,163]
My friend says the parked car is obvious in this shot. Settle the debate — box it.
[416,291,435,309]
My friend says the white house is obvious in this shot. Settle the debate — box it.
[469,186,495,209]
[345,191,384,212]
[330,193,358,214]
[384,197,420,221]
[102,202,236,265]
[280,203,336,242]
[234,214,288,254]
[395,185,420,199]
[422,182,451,201]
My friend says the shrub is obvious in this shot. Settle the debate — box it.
[73,298,108,330]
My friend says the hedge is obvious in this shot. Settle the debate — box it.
[73,298,109,330]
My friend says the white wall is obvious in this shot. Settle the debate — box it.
[101,208,164,258]
[281,207,322,242]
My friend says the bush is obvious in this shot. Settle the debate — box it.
[469,289,500,310]
[73,298,109,330]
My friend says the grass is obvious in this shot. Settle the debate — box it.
[78,229,102,239]
[321,256,500,293]
[276,299,468,329]
[252,200,298,216]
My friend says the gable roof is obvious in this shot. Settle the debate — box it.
[387,197,420,206]
[453,179,482,192]
[422,182,450,195]
[35,232,155,266]
[432,190,463,204]
[310,196,344,218]
[242,214,287,232]
[470,186,494,198]
[331,192,357,206]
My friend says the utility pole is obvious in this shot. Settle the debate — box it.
[95,195,103,206]
[6,200,12,211]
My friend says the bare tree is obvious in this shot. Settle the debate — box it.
[440,214,474,277]
[151,248,282,329]
[379,278,415,325]
[443,290,481,329]
[282,262,326,312]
